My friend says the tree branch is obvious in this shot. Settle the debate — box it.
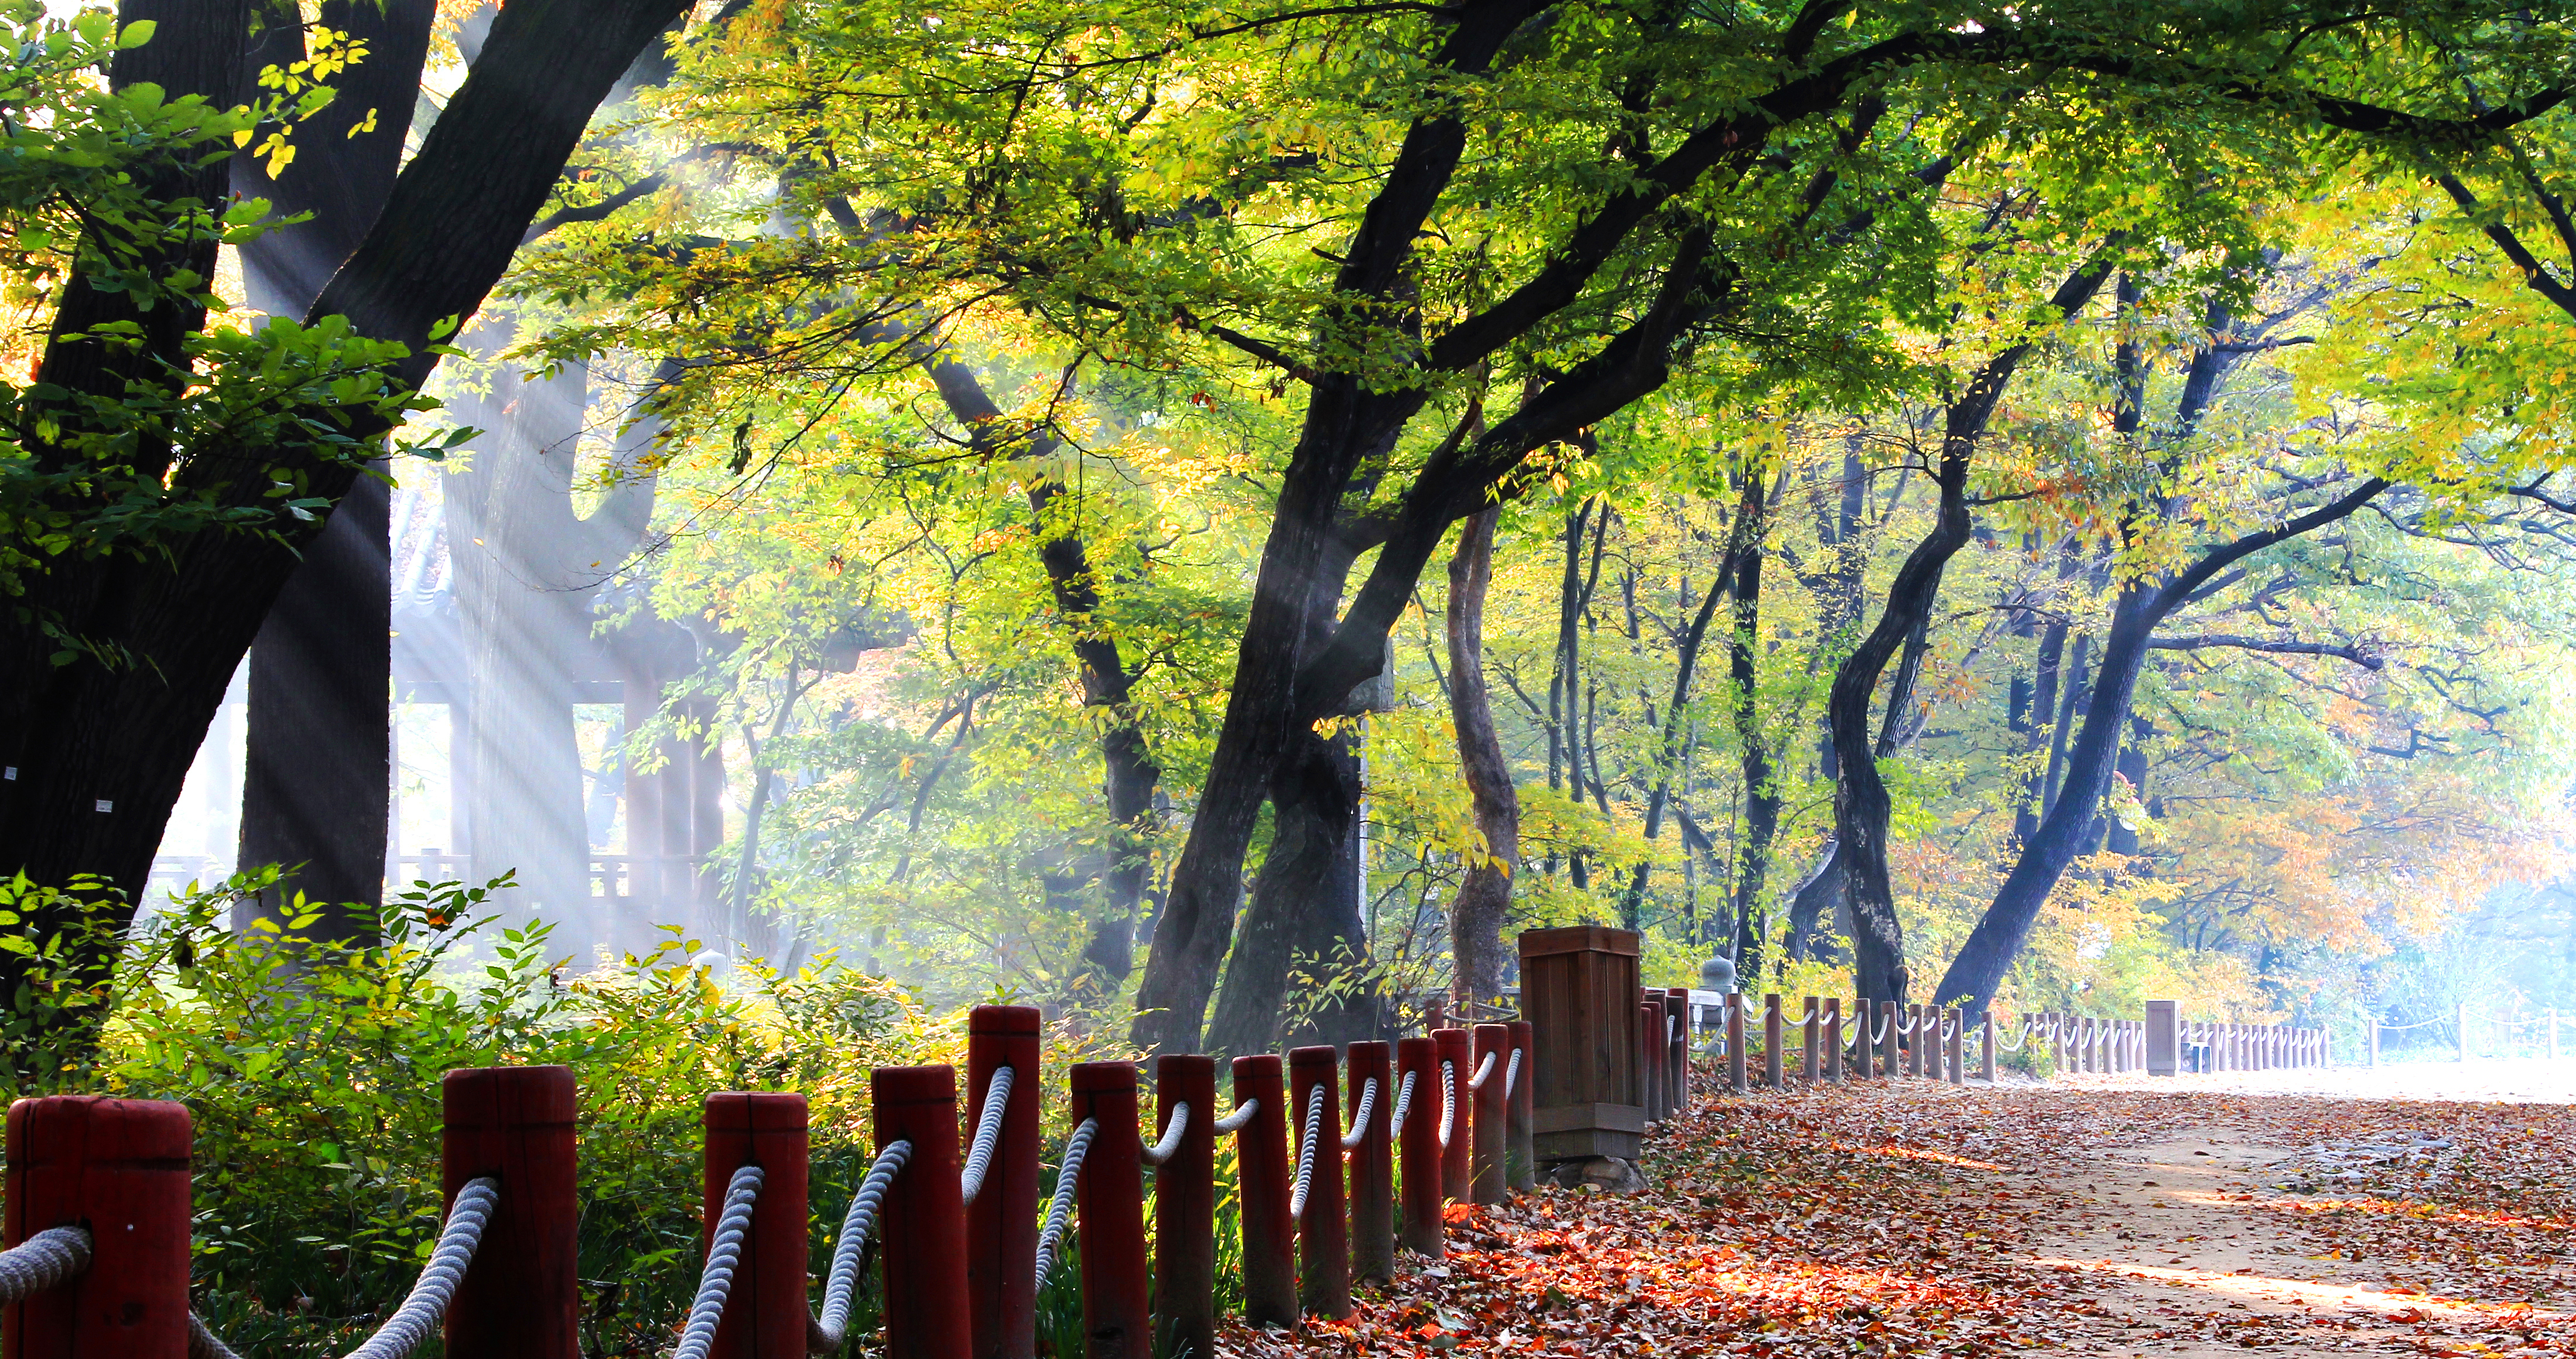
[2149,633,2385,670]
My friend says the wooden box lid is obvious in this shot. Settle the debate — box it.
[1517,926,1639,960]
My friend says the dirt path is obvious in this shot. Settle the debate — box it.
[2020,1125,2563,1355]
[1231,1081,2576,1359]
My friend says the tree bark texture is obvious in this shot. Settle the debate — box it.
[1443,508,1517,1008]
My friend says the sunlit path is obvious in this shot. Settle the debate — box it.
[1230,1080,2576,1359]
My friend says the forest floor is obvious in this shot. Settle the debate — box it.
[1224,1064,2576,1358]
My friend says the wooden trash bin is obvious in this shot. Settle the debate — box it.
[1517,927,1645,1163]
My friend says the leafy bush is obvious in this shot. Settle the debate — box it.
[0,872,1133,1358]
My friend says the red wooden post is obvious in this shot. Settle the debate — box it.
[1287,1046,1349,1318]
[5,1096,191,1359]
[967,1006,1040,1359]
[1068,1063,1148,1359]
[1154,1054,1216,1359]
[1345,1040,1395,1282]
[875,1067,969,1359]
[1505,1020,1537,1191]
[1434,1027,1473,1198]
[1231,1054,1295,1327]
[1395,1036,1443,1256]
[1469,1024,1508,1205]
[444,1066,578,1359]
[704,1092,809,1359]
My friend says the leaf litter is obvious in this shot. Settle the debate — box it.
[1217,1081,2575,1358]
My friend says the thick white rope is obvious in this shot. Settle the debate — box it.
[1340,1077,1377,1150]
[0,1226,89,1308]
[1436,1060,1457,1150]
[960,1064,1013,1205]
[197,1179,509,1359]
[1870,1012,1889,1044]
[1466,1051,1497,1091]
[1388,1070,1419,1141]
[1140,1102,1190,1167]
[1504,1047,1522,1100]
[674,1166,764,1359]
[1289,1084,1326,1220]
[1213,1098,1259,1134]
[808,1139,911,1353]
[1033,1119,1098,1283]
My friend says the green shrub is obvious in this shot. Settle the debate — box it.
[0,873,1228,1357]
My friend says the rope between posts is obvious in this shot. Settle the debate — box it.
[808,1139,911,1353]
[960,1064,1013,1206]
[1033,1118,1097,1282]
[1389,1069,1418,1141]
[1214,1098,1260,1135]
[1504,1047,1522,1100]
[0,1226,88,1308]
[1437,1060,1458,1150]
[194,1176,502,1359]
[1870,1012,1889,1044]
[1289,1084,1326,1220]
[1341,1076,1378,1150]
[2376,1015,2447,1030]
[1141,1102,1190,1167]
[1467,1050,1497,1091]
[674,1166,764,1359]
[1895,1012,1917,1036]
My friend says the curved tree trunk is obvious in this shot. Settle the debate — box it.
[1934,475,2390,1010]
[1829,248,2123,1014]
[1443,508,1518,1007]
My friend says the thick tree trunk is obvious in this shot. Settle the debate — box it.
[0,0,695,1008]
[1444,508,1518,1008]
[1202,722,1364,1056]
[234,0,440,937]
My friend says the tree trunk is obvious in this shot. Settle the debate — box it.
[1202,721,1364,1057]
[917,358,1163,998]
[447,356,658,963]
[1722,467,1780,981]
[234,0,440,938]
[0,0,697,1040]
[1934,476,2394,1009]
[1828,248,2122,1014]
[1443,508,1517,1008]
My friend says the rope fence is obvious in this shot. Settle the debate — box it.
[1678,992,2334,1092]
[5,934,2403,1359]
[2362,1005,2572,1066]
